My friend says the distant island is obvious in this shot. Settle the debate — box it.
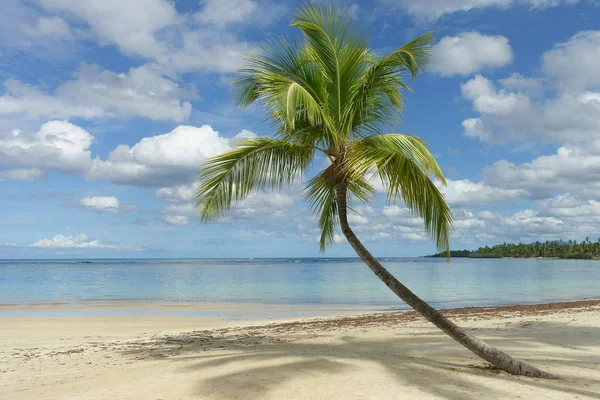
[426,238,600,259]
[426,250,471,258]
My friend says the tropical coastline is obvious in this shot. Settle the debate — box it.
[1,299,599,399]
[3,0,600,397]
[427,238,600,259]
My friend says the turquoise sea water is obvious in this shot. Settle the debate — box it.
[1,258,598,316]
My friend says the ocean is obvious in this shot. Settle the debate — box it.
[1,257,598,317]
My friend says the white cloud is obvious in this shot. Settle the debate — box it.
[22,16,73,40]
[498,73,544,96]
[453,210,486,229]
[80,196,120,213]
[0,79,104,120]
[0,120,93,174]
[36,0,259,74]
[461,75,531,116]
[333,234,345,244]
[30,233,138,250]
[156,30,251,74]
[0,121,260,188]
[89,125,254,186]
[0,168,46,181]
[430,32,513,77]
[0,63,194,122]
[348,213,369,225]
[156,184,196,203]
[482,140,600,198]
[382,205,429,226]
[540,193,600,218]
[379,0,579,19]
[162,215,190,226]
[195,0,287,27]
[196,0,259,26]
[541,30,600,92]
[477,210,498,220]
[319,205,433,244]
[440,178,529,205]
[40,0,177,59]
[157,182,299,228]
[461,31,600,144]
[227,192,295,221]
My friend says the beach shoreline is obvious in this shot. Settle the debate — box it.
[2,299,599,399]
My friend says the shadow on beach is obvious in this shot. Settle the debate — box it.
[120,303,600,400]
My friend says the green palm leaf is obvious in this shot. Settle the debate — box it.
[345,134,452,253]
[196,138,313,222]
[198,1,451,254]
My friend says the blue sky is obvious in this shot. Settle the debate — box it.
[2,0,600,258]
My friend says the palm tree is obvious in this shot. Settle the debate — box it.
[195,2,554,378]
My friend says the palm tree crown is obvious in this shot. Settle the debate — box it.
[196,1,452,254]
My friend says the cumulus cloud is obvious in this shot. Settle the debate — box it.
[229,192,295,220]
[461,75,532,116]
[156,184,196,203]
[0,64,194,122]
[498,73,545,96]
[379,0,579,20]
[40,0,177,59]
[430,32,513,77]
[482,140,600,199]
[541,30,600,92]
[440,178,529,205]
[80,196,120,213]
[540,193,600,218]
[0,121,259,189]
[29,233,140,250]
[156,181,299,227]
[36,0,264,74]
[0,120,93,174]
[315,205,432,245]
[89,125,254,186]
[427,138,600,207]
[461,31,600,144]
[0,168,46,182]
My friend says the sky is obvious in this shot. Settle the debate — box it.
[1,0,600,258]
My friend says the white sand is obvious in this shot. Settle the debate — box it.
[1,301,599,399]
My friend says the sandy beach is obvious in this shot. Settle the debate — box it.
[1,300,599,400]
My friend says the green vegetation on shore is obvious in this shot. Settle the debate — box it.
[427,238,600,259]
[426,250,471,258]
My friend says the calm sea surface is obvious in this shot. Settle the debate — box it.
[1,258,598,316]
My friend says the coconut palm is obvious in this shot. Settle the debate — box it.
[195,2,554,378]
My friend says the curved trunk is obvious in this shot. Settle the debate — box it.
[334,180,556,379]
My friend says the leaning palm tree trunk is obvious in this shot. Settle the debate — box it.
[335,180,557,379]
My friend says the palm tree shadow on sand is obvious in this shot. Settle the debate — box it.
[120,319,600,399]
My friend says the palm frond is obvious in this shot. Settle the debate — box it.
[304,171,338,251]
[349,32,433,138]
[345,134,445,182]
[231,36,335,138]
[292,2,370,145]
[196,138,313,222]
[345,134,452,253]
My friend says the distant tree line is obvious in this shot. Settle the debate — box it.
[426,238,600,259]
[426,250,471,258]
